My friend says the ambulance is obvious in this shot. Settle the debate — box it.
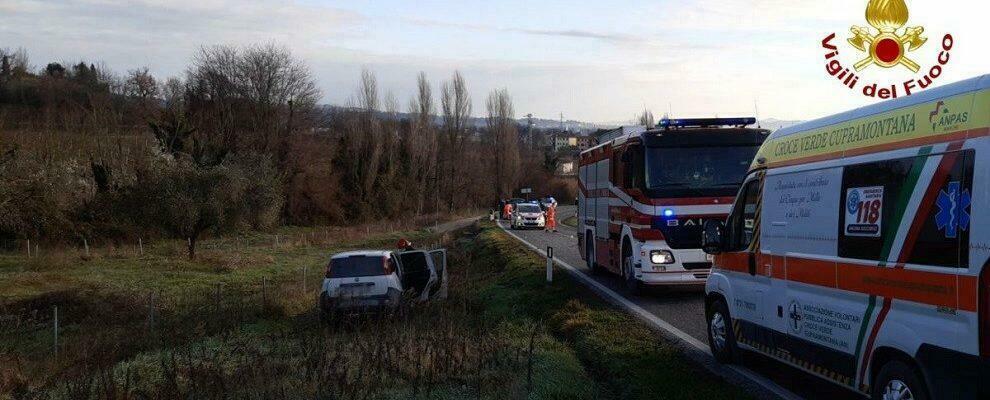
[701,74,990,399]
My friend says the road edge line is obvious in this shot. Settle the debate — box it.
[496,221,802,400]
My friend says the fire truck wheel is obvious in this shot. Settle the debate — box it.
[707,298,737,363]
[586,232,602,275]
[623,254,641,296]
[871,359,929,400]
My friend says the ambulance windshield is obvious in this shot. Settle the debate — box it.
[645,146,759,195]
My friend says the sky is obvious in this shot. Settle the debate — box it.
[2,0,988,123]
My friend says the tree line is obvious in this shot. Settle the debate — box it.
[0,44,571,257]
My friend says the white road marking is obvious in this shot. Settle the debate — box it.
[497,221,803,400]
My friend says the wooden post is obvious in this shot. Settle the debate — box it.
[26,239,30,258]
[83,238,89,257]
[139,238,144,256]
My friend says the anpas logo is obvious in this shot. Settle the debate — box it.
[821,0,954,99]
[928,101,969,131]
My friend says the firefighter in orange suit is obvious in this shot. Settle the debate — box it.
[545,204,557,232]
[503,202,512,220]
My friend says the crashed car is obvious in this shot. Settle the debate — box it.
[319,246,447,317]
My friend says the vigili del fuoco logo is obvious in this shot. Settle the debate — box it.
[821,0,954,99]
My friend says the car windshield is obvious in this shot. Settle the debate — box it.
[329,255,386,278]
[517,204,541,213]
[646,146,759,191]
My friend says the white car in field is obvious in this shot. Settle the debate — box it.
[319,248,447,316]
[511,203,545,229]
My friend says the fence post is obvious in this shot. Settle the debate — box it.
[139,238,144,256]
[546,246,554,283]
[26,239,31,258]
[83,238,89,257]
[53,306,59,358]
[262,277,268,306]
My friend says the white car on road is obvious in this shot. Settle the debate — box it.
[511,203,546,229]
[319,248,447,317]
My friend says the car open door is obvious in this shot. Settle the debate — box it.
[398,250,437,302]
[428,249,448,299]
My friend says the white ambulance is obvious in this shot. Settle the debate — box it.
[702,74,990,400]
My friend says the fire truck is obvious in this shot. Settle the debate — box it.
[577,118,769,293]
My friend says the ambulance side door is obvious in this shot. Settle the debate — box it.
[723,173,771,333]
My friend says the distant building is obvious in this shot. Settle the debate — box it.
[557,157,577,176]
[575,135,595,150]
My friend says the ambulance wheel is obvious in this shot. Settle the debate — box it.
[871,360,929,400]
[707,298,737,363]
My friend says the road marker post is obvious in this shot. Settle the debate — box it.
[546,246,553,283]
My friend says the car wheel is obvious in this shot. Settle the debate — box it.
[871,360,929,400]
[318,293,332,323]
[707,298,737,363]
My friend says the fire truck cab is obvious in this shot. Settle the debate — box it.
[578,118,769,293]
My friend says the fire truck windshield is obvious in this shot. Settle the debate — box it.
[644,145,759,196]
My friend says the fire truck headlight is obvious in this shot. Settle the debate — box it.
[650,250,674,264]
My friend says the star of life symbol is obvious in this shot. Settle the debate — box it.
[935,181,971,239]
[847,0,927,72]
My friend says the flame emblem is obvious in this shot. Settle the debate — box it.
[848,0,927,72]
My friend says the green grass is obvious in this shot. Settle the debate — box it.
[0,222,747,399]
[471,224,749,400]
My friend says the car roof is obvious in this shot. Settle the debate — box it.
[331,250,392,259]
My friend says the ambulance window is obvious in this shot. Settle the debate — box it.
[728,177,762,251]
[838,150,973,268]
[906,150,973,268]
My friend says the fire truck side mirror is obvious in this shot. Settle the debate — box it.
[702,219,726,255]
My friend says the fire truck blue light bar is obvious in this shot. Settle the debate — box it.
[657,117,757,128]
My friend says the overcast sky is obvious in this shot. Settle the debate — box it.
[2,0,988,123]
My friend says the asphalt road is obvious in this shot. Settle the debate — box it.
[499,205,858,400]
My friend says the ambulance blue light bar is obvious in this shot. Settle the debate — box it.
[657,117,757,129]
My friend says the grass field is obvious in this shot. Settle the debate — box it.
[0,221,748,399]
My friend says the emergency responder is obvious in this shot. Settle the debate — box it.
[397,238,415,251]
[545,203,557,232]
[503,201,512,220]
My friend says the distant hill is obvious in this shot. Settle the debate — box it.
[322,106,799,135]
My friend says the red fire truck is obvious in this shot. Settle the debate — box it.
[578,118,769,293]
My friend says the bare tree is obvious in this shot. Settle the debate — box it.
[186,43,320,158]
[439,71,471,211]
[406,72,438,214]
[638,109,655,127]
[486,88,519,200]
